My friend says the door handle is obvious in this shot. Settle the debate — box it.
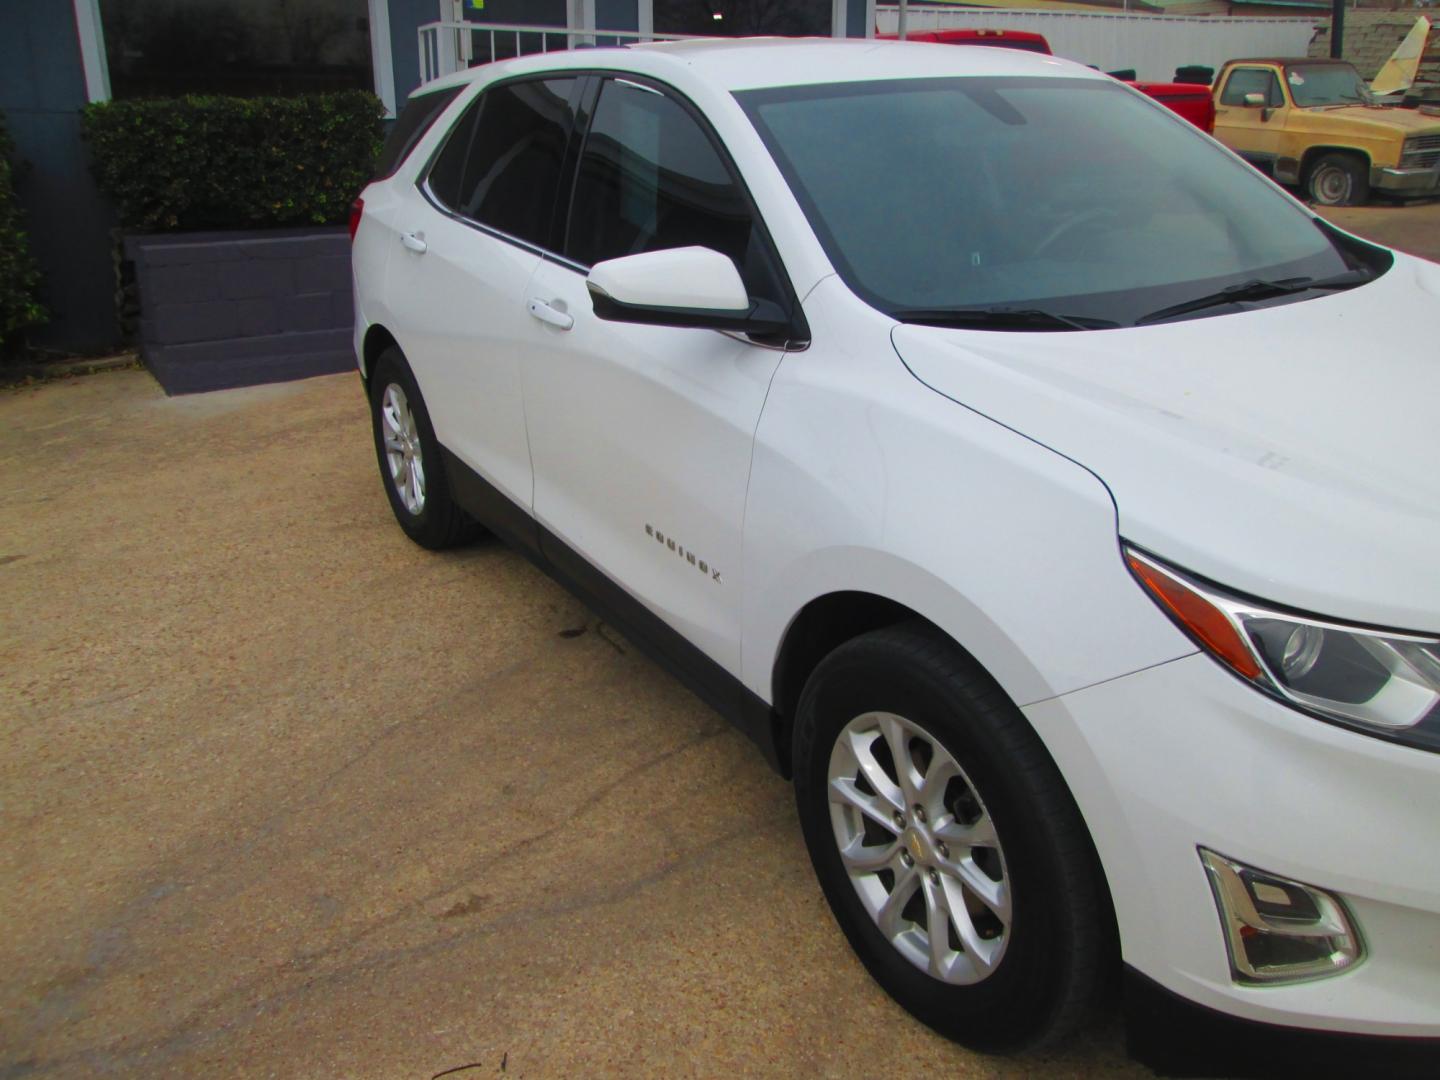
[400,231,427,254]
[527,298,574,331]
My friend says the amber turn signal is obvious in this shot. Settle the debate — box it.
[1125,550,1263,680]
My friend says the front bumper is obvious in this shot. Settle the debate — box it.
[1372,163,1440,194]
[1024,652,1440,1037]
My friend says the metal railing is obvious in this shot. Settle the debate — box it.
[418,22,703,86]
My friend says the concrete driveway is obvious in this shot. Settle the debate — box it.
[2,204,1435,1079]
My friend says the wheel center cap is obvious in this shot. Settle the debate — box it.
[904,829,930,865]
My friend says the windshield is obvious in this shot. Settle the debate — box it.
[738,77,1361,328]
[1285,64,1374,107]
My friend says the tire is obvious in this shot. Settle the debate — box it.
[1304,153,1370,207]
[792,624,1111,1053]
[369,347,481,550]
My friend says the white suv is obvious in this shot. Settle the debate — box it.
[351,39,1440,1072]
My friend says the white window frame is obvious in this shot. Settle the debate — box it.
[72,0,112,102]
[370,0,398,117]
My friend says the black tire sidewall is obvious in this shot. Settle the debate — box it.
[1307,154,1367,207]
[793,631,1096,1052]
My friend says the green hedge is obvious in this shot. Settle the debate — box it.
[0,113,47,353]
[81,90,384,233]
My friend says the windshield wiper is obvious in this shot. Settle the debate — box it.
[1134,269,1374,326]
[894,306,1116,332]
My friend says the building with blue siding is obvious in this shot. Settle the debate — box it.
[0,1,873,353]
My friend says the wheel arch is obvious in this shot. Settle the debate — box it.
[771,591,933,760]
[759,557,1055,778]
[769,586,1124,1002]
[1300,144,1370,178]
[360,323,400,386]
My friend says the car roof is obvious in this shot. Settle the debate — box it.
[1227,57,1353,66]
[419,36,1098,96]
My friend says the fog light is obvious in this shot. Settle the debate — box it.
[1200,849,1363,984]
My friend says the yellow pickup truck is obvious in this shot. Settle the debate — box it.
[1212,57,1440,206]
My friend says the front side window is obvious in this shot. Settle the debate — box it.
[1220,68,1284,107]
[427,78,579,248]
[740,76,1368,328]
[565,78,776,299]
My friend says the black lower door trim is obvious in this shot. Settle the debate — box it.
[441,445,784,773]
[441,446,540,559]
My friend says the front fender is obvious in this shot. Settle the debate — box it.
[739,277,1194,713]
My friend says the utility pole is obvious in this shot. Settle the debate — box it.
[1330,0,1344,59]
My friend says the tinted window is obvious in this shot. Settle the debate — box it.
[428,78,578,248]
[1220,68,1283,107]
[566,79,756,276]
[427,99,479,210]
[740,77,1355,327]
[376,86,463,179]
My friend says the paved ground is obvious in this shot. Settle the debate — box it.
[2,202,1434,1080]
[0,372,1139,1078]
[1316,198,1440,259]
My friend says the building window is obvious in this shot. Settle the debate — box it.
[98,0,374,99]
[652,0,830,36]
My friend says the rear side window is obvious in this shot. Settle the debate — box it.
[426,77,579,248]
[375,86,463,179]
[565,78,772,299]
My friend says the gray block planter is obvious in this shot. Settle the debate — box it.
[125,226,354,395]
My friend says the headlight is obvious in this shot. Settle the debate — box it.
[1125,546,1440,752]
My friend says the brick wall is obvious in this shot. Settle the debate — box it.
[125,227,354,395]
[1308,12,1439,83]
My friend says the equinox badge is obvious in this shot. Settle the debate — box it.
[646,524,722,583]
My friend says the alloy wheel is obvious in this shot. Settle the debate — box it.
[381,383,425,515]
[828,711,1012,985]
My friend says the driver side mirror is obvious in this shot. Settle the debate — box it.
[1242,92,1275,122]
[586,246,791,337]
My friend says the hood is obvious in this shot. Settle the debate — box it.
[890,253,1440,632]
[1295,104,1440,138]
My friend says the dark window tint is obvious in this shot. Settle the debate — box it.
[427,78,578,248]
[566,80,757,279]
[99,0,372,99]
[1220,68,1283,107]
[428,99,479,210]
[376,86,463,179]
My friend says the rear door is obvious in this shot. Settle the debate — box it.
[380,76,582,525]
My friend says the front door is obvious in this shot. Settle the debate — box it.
[1214,66,1288,168]
[521,75,798,676]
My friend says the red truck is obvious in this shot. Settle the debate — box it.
[878,28,1217,134]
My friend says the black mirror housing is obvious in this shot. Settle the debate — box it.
[587,284,794,338]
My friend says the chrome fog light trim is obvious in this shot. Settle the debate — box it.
[1200,849,1363,985]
